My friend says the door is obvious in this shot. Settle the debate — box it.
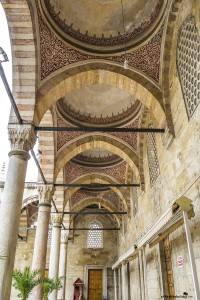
[163,236,175,300]
[88,269,103,300]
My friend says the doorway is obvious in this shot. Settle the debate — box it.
[88,269,103,300]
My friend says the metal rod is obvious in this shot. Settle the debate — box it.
[30,149,47,184]
[0,64,22,124]
[35,126,165,133]
[69,228,120,231]
[61,211,127,215]
[54,183,140,188]
[51,198,58,213]
[18,227,35,230]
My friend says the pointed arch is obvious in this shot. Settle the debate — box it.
[64,174,128,210]
[55,133,140,182]
[70,197,120,227]
[35,69,165,127]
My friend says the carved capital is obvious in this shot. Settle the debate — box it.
[61,230,69,243]
[37,184,54,206]
[51,213,63,226]
[8,124,36,152]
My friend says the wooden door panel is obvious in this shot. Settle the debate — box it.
[163,237,175,300]
[88,269,103,300]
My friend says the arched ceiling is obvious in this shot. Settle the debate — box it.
[71,149,123,168]
[57,84,142,127]
[30,0,166,214]
[40,0,166,54]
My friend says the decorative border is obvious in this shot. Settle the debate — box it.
[57,98,142,127]
[43,0,163,47]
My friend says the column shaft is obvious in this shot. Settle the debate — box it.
[49,214,63,300]
[143,247,149,300]
[139,250,145,300]
[30,185,54,300]
[114,269,117,300]
[121,263,128,300]
[58,232,68,300]
[118,267,122,300]
[0,151,29,300]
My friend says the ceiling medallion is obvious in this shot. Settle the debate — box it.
[40,0,167,54]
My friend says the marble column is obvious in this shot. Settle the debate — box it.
[139,250,145,300]
[118,267,122,300]
[31,184,54,300]
[58,231,68,300]
[0,124,36,300]
[121,263,128,300]
[114,269,117,300]
[143,247,149,300]
[49,213,63,300]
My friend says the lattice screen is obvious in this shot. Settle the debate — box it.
[177,17,200,119]
[147,124,160,186]
[47,227,52,245]
[87,220,103,248]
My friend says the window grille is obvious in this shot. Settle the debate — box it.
[147,124,160,186]
[47,226,52,245]
[87,220,103,249]
[177,17,200,119]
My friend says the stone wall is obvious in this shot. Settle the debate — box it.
[65,213,117,300]
[116,1,200,299]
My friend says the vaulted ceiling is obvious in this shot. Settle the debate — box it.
[31,0,169,223]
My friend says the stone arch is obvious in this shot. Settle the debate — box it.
[21,195,38,211]
[64,174,128,211]
[1,0,37,123]
[35,69,165,127]
[70,197,120,227]
[20,194,38,240]
[55,133,140,182]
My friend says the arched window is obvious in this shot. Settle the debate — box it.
[87,220,103,249]
[177,17,200,119]
[147,124,160,186]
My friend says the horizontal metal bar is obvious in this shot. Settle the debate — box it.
[54,183,140,187]
[62,211,127,215]
[19,227,35,230]
[35,126,165,133]
[69,228,120,231]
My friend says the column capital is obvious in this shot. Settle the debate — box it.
[51,213,63,227]
[61,230,68,244]
[37,184,54,206]
[8,124,36,155]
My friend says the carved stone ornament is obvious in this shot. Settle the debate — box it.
[8,124,36,153]
[61,230,69,243]
[51,213,63,225]
[37,184,55,205]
